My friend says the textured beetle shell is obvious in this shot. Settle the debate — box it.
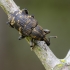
[8,10,50,46]
[8,11,37,36]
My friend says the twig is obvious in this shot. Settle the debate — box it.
[0,0,70,70]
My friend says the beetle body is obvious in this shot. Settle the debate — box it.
[7,9,50,48]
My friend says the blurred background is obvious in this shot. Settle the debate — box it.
[0,0,70,70]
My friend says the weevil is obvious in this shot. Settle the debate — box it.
[7,9,56,49]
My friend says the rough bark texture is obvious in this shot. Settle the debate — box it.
[0,0,70,70]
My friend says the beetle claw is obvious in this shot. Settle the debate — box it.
[18,36,22,40]
[31,15,34,18]
[18,35,25,40]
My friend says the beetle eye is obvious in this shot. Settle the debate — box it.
[22,9,29,14]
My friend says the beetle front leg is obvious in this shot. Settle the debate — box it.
[6,21,14,28]
[43,29,50,34]
[18,27,25,40]
[18,32,25,40]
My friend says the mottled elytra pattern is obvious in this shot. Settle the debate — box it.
[7,9,50,49]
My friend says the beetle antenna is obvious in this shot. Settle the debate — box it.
[48,36,57,43]
[49,36,57,38]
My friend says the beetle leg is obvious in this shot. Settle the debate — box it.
[31,15,34,18]
[43,29,50,34]
[18,27,25,40]
[6,21,10,24]
[30,38,34,48]
[18,35,25,40]
[6,21,14,28]
[30,38,35,50]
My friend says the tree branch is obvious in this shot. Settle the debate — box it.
[0,0,19,15]
[0,0,70,70]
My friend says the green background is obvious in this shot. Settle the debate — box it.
[0,0,70,70]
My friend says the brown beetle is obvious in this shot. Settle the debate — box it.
[7,9,56,49]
